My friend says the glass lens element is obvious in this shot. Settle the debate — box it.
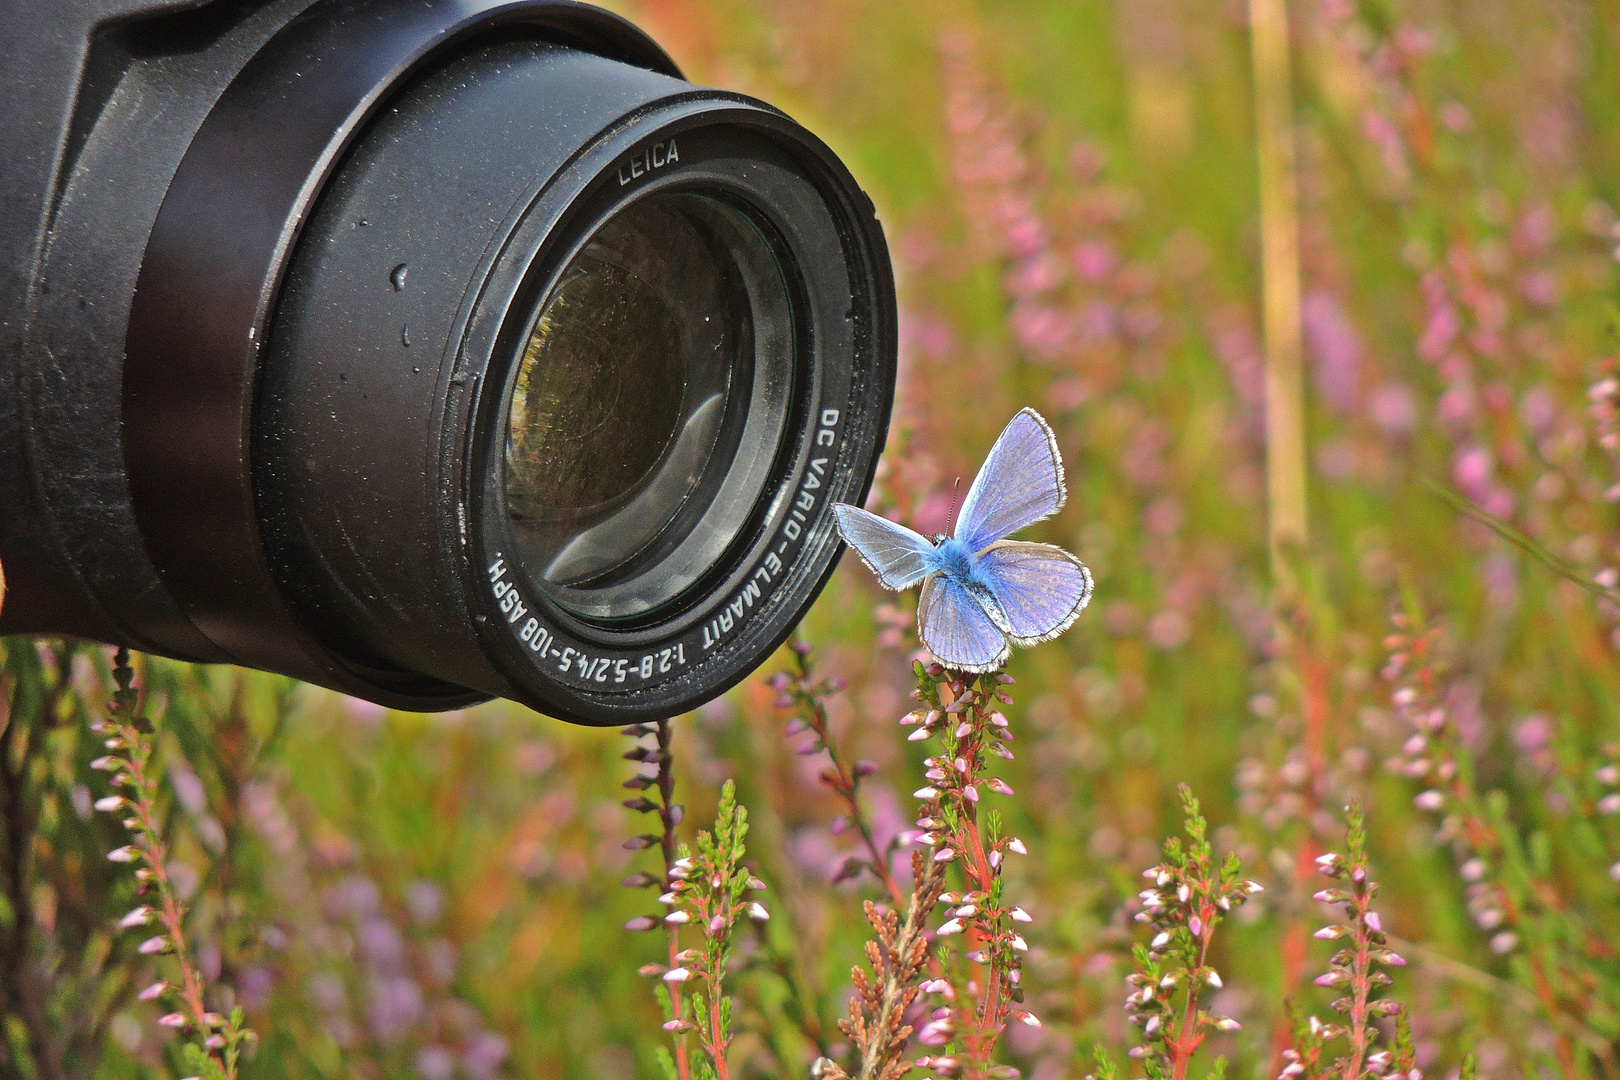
[504,190,794,621]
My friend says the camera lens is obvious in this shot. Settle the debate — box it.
[504,191,793,621]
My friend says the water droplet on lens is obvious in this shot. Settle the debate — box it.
[357,218,369,227]
[412,366,421,374]
[402,325,410,347]
[390,263,408,291]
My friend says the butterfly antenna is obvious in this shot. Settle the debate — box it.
[947,477,962,536]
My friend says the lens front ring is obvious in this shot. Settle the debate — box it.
[459,108,894,722]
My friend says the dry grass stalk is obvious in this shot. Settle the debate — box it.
[829,852,948,1080]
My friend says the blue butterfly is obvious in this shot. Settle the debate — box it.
[833,408,1094,673]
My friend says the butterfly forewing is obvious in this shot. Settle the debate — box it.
[954,408,1066,551]
[918,574,1011,673]
[975,540,1094,645]
[831,504,937,590]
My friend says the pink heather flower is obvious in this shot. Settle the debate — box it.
[748,902,769,921]
[157,1013,187,1028]
[1366,911,1383,932]
[663,967,692,983]
[921,979,951,994]
[1302,290,1364,414]
[137,936,168,955]
[907,727,932,742]
[708,915,727,934]
[1188,917,1203,937]
[663,912,690,924]
[933,848,956,862]
[1011,907,1032,923]
[914,787,939,800]
[138,981,169,1001]
[1414,790,1446,811]
[1007,838,1028,855]
[987,778,1014,796]
[119,906,153,928]
[988,851,1002,869]
[937,919,964,936]
[94,795,125,812]
[107,846,139,863]
[1015,1011,1041,1027]
[1010,935,1028,951]
[963,787,980,803]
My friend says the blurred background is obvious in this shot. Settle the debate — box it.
[9,0,1620,1077]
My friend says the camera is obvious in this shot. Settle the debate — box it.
[0,0,897,724]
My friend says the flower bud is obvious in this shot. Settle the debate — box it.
[120,906,154,928]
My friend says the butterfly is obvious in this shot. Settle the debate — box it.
[833,408,1094,673]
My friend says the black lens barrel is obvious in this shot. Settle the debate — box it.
[0,0,897,724]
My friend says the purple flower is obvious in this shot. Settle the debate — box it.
[462,1032,511,1080]
[1302,290,1363,414]
[366,976,424,1043]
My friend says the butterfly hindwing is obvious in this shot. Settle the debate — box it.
[954,408,1066,551]
[918,573,1011,673]
[832,504,936,590]
[974,540,1094,646]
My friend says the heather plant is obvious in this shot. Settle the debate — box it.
[1113,786,1252,1080]
[656,779,763,1080]
[1282,801,1414,1080]
[89,650,255,1079]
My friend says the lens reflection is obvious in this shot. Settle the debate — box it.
[505,190,793,620]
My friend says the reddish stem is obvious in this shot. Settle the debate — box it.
[1169,916,1211,1080]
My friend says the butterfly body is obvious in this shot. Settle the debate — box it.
[832,408,1094,672]
[924,537,979,583]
